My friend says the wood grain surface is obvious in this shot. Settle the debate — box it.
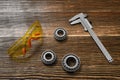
[0,0,120,79]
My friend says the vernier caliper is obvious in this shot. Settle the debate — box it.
[69,13,113,63]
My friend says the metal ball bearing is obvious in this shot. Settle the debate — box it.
[54,28,67,41]
[62,54,80,72]
[41,50,56,65]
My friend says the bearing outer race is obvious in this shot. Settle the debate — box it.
[43,52,54,62]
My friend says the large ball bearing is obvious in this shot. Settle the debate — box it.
[62,54,80,72]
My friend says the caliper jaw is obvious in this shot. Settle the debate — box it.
[69,13,92,31]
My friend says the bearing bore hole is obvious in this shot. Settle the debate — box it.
[45,53,52,60]
[57,30,64,36]
[66,57,76,67]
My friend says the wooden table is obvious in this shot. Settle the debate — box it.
[0,0,120,79]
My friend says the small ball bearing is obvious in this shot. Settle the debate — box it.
[54,28,67,41]
[62,54,80,72]
[41,50,56,65]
